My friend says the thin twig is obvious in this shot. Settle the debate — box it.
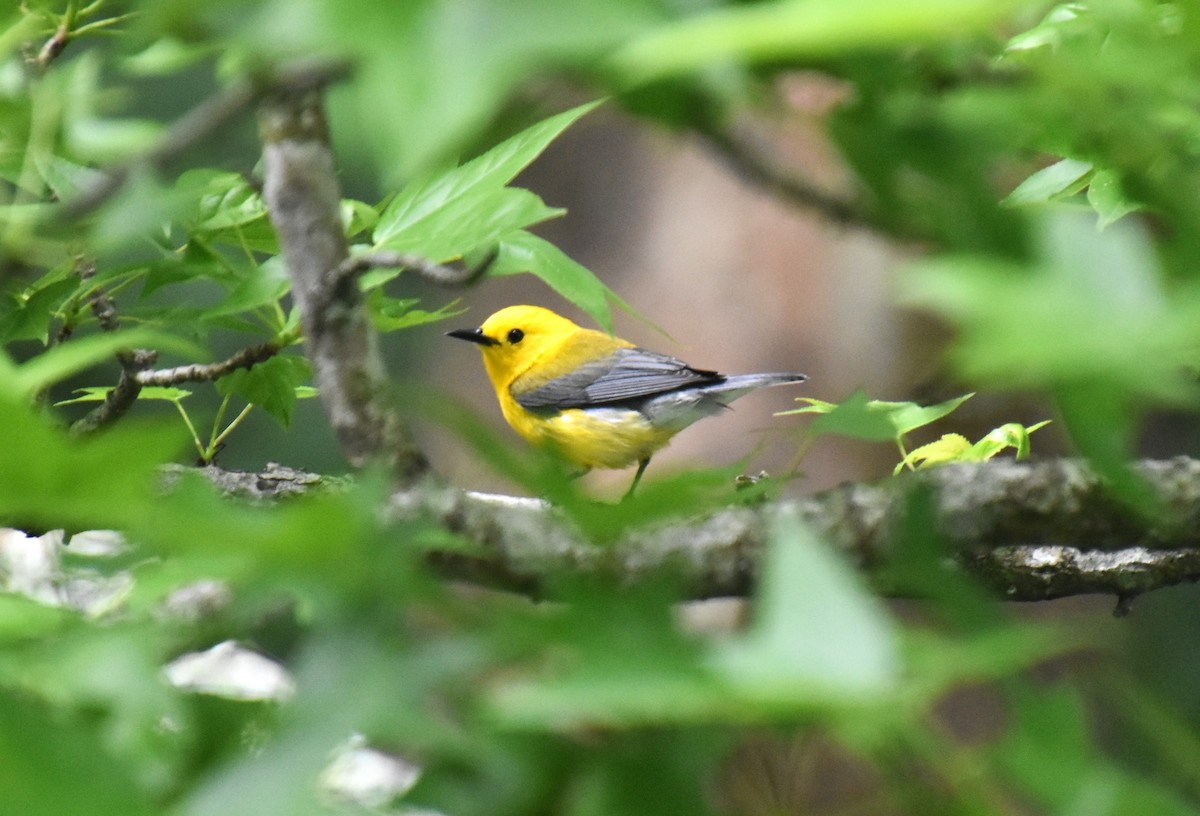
[25,0,130,74]
[61,61,352,438]
[135,339,285,386]
[68,275,158,435]
[69,348,156,436]
[33,4,75,74]
[49,254,96,347]
[700,126,873,230]
[336,250,493,290]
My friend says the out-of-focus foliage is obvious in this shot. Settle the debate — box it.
[4,0,1200,814]
[788,391,1051,472]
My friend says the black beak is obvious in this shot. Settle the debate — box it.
[446,327,500,347]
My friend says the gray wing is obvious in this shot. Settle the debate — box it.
[513,347,724,412]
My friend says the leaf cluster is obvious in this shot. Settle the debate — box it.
[790,391,1051,473]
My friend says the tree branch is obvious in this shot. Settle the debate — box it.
[23,2,129,76]
[52,58,429,479]
[186,457,1200,608]
[68,347,158,435]
[256,69,429,480]
[69,276,157,435]
[134,339,285,387]
[163,462,343,501]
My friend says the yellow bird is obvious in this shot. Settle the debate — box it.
[447,305,807,495]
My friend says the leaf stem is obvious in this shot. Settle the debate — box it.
[209,392,232,451]
[172,398,205,460]
[207,402,254,459]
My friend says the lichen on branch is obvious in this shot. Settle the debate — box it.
[187,458,1200,608]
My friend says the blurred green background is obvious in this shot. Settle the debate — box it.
[5,0,1200,814]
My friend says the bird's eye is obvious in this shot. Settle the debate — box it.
[507,328,525,344]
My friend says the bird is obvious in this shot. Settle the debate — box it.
[447,305,807,496]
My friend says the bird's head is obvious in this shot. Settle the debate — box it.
[447,305,582,385]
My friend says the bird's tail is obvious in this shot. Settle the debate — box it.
[640,371,808,428]
[701,372,808,412]
[718,372,808,392]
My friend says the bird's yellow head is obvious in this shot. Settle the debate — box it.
[446,305,586,388]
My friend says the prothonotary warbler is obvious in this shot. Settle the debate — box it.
[447,305,807,495]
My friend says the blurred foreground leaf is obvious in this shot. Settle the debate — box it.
[0,691,156,816]
[716,507,897,702]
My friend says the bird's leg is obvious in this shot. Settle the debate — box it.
[623,458,651,501]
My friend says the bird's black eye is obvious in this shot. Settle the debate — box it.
[507,328,525,344]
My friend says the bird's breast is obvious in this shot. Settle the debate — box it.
[503,402,675,470]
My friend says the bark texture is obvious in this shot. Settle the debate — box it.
[187,458,1200,605]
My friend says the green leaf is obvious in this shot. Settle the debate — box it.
[33,154,109,202]
[55,386,192,406]
[1002,158,1093,207]
[90,168,202,253]
[1003,2,1089,53]
[1,330,202,397]
[376,186,561,263]
[894,433,973,473]
[893,421,1049,473]
[1054,382,1150,507]
[1087,169,1139,228]
[0,594,75,644]
[1001,155,1141,228]
[0,274,77,344]
[0,691,156,816]
[971,420,1051,461]
[121,37,216,75]
[185,171,269,231]
[203,259,290,320]
[372,101,600,257]
[366,292,465,333]
[216,354,312,427]
[54,53,162,163]
[787,392,974,440]
[489,648,723,732]
[53,387,124,406]
[996,686,1200,815]
[901,626,1069,698]
[180,171,278,253]
[900,211,1200,405]
[880,393,975,436]
[426,100,601,207]
[557,464,744,545]
[557,731,726,816]
[0,397,185,529]
[296,1,632,179]
[68,117,163,166]
[880,489,1001,629]
[489,231,629,333]
[715,507,897,702]
[790,390,907,442]
[341,199,379,239]
[610,0,1028,86]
